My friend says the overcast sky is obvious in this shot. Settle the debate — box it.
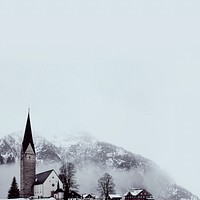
[1,0,200,197]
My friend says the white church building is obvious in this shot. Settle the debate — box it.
[34,169,64,198]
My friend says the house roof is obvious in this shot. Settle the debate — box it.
[22,113,35,153]
[34,169,54,185]
[83,194,95,198]
[69,190,81,198]
[109,194,122,199]
[124,189,143,197]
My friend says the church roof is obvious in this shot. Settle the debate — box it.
[34,169,55,185]
[22,113,35,153]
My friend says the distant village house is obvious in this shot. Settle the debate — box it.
[108,194,122,200]
[82,194,96,200]
[68,190,82,199]
[124,189,154,200]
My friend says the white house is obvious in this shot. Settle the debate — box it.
[124,189,154,200]
[34,169,64,199]
[83,194,96,200]
[108,194,122,200]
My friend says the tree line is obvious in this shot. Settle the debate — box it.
[7,162,116,200]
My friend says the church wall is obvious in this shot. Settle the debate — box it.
[34,184,43,198]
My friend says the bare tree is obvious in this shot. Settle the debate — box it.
[97,173,116,200]
[59,162,79,200]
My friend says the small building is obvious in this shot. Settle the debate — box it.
[34,169,63,198]
[54,182,64,200]
[108,194,122,200]
[69,190,82,199]
[124,189,153,200]
[83,194,96,200]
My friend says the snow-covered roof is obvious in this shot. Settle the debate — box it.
[0,199,27,200]
[109,194,122,199]
[83,194,95,198]
[124,189,143,197]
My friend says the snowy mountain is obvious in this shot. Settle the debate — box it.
[0,132,199,200]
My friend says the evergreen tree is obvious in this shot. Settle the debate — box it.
[8,177,20,199]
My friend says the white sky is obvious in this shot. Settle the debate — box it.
[1,0,200,197]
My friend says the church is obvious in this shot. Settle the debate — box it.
[20,112,64,199]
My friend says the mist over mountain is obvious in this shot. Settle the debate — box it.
[0,132,198,200]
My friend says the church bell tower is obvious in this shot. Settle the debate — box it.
[20,112,36,197]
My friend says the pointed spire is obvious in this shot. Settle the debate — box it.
[57,181,60,190]
[22,111,35,153]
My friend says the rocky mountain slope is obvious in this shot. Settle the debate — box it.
[0,132,198,200]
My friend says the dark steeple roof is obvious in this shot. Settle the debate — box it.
[54,182,64,193]
[22,112,35,153]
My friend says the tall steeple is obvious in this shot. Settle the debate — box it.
[20,111,36,198]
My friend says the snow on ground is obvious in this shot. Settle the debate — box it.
[0,198,55,200]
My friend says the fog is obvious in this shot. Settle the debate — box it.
[0,164,20,199]
[77,164,173,199]
[0,162,172,199]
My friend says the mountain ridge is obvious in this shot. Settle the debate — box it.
[0,132,198,200]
